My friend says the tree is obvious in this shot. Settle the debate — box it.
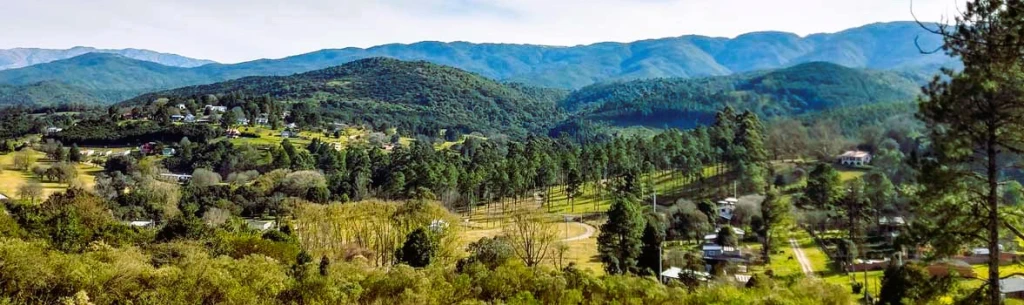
[715,226,738,247]
[12,149,33,171]
[668,202,712,245]
[191,168,221,187]
[395,228,434,268]
[457,236,514,271]
[638,214,666,276]
[503,210,557,267]
[598,195,646,274]
[306,186,330,204]
[799,163,842,210]
[17,181,43,204]
[916,2,1024,301]
[68,144,82,163]
[878,264,955,305]
[318,255,330,276]
[758,189,789,264]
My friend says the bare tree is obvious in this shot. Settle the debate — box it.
[17,181,43,204]
[503,210,557,267]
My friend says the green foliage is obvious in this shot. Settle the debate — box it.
[799,163,842,209]
[638,214,666,276]
[396,228,435,268]
[563,62,921,129]
[715,226,738,247]
[598,196,646,275]
[878,264,956,305]
[124,58,565,138]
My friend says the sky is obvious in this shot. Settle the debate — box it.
[2,0,960,63]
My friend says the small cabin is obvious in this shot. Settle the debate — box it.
[837,150,872,166]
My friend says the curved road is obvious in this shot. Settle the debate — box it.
[562,222,596,242]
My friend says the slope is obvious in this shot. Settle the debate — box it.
[561,62,921,129]
[0,81,113,106]
[124,57,567,137]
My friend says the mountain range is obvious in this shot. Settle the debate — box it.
[0,21,955,106]
[0,46,215,70]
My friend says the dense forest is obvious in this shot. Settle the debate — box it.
[122,58,567,138]
[560,62,921,128]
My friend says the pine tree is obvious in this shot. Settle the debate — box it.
[799,163,841,210]
[396,228,435,268]
[598,195,646,275]
[69,144,82,163]
[638,214,666,276]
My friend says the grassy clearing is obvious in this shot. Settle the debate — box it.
[0,150,101,200]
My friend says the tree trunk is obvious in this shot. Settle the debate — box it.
[987,133,1001,305]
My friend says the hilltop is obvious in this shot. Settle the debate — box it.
[122,57,567,137]
[0,46,215,70]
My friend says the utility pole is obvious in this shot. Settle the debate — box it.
[654,190,662,283]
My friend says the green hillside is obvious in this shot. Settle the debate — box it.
[0,81,116,106]
[123,57,567,137]
[0,53,213,93]
[561,62,921,129]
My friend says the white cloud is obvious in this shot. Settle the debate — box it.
[1,0,959,63]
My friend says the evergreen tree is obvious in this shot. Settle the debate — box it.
[68,144,82,163]
[638,214,666,276]
[396,228,435,268]
[759,189,788,264]
[715,226,738,247]
[598,195,646,275]
[799,163,841,210]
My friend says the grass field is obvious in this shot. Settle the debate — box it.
[0,150,101,201]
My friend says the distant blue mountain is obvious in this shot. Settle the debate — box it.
[0,21,956,105]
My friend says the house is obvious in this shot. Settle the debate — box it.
[280,130,293,138]
[255,114,269,125]
[702,244,738,258]
[124,220,155,228]
[236,118,250,126]
[139,142,158,155]
[660,267,710,284]
[44,127,63,134]
[159,173,192,184]
[246,219,276,231]
[184,114,196,123]
[1002,276,1024,300]
[204,105,228,113]
[170,114,184,121]
[161,148,176,157]
[82,150,95,157]
[879,216,906,226]
[226,129,241,138]
[286,122,298,129]
[717,197,738,221]
[837,150,872,166]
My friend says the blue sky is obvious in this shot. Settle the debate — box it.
[2,0,958,63]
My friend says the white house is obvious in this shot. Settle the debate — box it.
[184,114,196,123]
[170,114,184,121]
[159,173,192,184]
[124,220,155,228]
[1002,276,1024,299]
[236,118,250,126]
[82,150,95,157]
[45,127,63,134]
[204,105,228,113]
[246,219,276,231]
[660,267,710,283]
[255,115,269,126]
[717,197,738,221]
[702,244,738,258]
[837,150,872,166]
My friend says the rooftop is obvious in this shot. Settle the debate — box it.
[839,150,871,158]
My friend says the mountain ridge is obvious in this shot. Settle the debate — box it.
[0,46,216,70]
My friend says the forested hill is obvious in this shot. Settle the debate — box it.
[0,22,954,105]
[561,62,922,129]
[123,57,568,137]
[0,81,114,106]
[0,46,216,70]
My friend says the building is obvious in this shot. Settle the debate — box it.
[286,122,297,129]
[81,150,95,157]
[159,173,192,184]
[717,197,738,221]
[236,118,250,126]
[226,129,241,138]
[660,267,710,284]
[246,219,276,231]
[139,142,158,155]
[1002,276,1024,300]
[837,150,872,166]
[203,105,228,113]
[702,244,738,258]
[255,114,269,125]
[124,220,155,228]
[44,127,63,134]
[170,114,184,121]
[161,148,176,157]
[184,114,196,123]
[0,194,8,201]
[280,130,294,138]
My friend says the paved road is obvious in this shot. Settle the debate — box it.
[790,238,815,276]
